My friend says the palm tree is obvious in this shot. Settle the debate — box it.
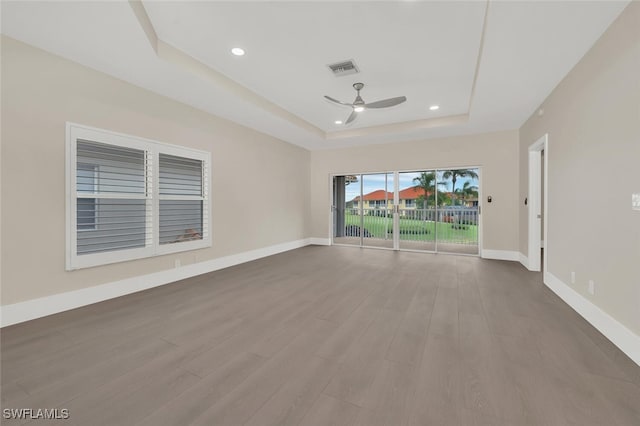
[441,169,479,206]
[455,181,479,205]
[412,172,447,210]
[344,175,358,186]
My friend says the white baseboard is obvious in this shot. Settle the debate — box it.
[309,237,331,246]
[0,238,311,327]
[519,253,529,269]
[481,249,520,261]
[544,271,640,367]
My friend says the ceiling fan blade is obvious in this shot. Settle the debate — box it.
[364,96,407,109]
[345,110,358,125]
[324,95,353,107]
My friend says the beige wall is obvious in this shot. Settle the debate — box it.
[310,130,520,252]
[0,37,310,305]
[519,2,640,334]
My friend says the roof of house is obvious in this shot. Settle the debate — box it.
[399,186,428,200]
[353,186,428,202]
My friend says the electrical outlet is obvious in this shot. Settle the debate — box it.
[571,272,576,284]
[588,280,595,295]
[632,193,640,210]
[175,259,181,269]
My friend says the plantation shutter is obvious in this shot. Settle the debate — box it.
[158,153,208,245]
[75,140,152,255]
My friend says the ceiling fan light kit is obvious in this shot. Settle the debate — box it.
[324,82,407,125]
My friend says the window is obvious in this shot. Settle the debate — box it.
[159,154,205,245]
[77,163,97,231]
[405,199,415,207]
[67,123,211,270]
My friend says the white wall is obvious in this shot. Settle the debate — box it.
[519,2,640,336]
[0,36,310,305]
[310,130,520,254]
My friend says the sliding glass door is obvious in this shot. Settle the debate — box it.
[361,173,394,249]
[397,171,436,251]
[435,168,480,255]
[333,168,479,255]
[332,175,360,246]
[332,173,394,248]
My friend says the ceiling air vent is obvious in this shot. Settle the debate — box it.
[327,59,359,77]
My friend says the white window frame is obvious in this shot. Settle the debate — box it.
[66,123,212,270]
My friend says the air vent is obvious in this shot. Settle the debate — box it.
[327,59,359,77]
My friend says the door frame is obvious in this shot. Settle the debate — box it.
[527,134,549,271]
[329,165,483,256]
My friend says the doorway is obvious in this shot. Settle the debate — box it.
[332,168,481,255]
[527,134,548,271]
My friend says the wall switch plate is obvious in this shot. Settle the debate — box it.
[633,193,640,210]
[571,272,576,284]
[588,280,595,295]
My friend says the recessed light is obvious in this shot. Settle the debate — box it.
[429,105,440,111]
[334,120,343,125]
[231,47,245,56]
[354,106,365,112]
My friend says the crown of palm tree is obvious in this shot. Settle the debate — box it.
[442,169,479,204]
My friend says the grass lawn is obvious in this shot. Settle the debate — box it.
[344,213,477,243]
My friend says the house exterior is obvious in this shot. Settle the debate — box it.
[353,186,424,211]
[352,186,478,211]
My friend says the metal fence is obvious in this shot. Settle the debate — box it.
[342,206,478,246]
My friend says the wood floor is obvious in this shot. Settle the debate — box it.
[2,246,639,425]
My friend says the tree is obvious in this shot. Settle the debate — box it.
[441,169,479,205]
[455,181,479,205]
[345,175,358,185]
[433,191,451,206]
[412,172,447,210]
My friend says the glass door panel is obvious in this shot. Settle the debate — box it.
[436,168,480,255]
[332,175,361,246]
[398,171,436,251]
[361,173,394,249]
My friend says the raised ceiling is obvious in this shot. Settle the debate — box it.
[1,1,630,150]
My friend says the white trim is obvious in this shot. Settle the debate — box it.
[527,134,548,272]
[309,238,331,246]
[481,249,520,261]
[1,238,310,327]
[544,272,640,367]
[519,252,529,269]
[477,167,483,258]
[328,174,335,245]
[527,140,542,271]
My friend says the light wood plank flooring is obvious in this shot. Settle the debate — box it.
[2,246,639,425]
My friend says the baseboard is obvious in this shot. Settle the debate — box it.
[308,237,331,246]
[0,238,311,327]
[544,271,640,367]
[481,249,520,261]
[519,252,529,269]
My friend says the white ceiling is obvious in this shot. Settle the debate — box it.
[1,1,630,150]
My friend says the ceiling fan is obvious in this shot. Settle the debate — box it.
[324,82,407,125]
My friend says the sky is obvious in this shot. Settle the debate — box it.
[343,170,479,202]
